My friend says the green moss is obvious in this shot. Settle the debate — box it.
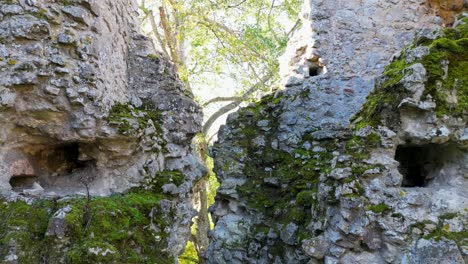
[353,18,468,128]
[415,212,468,247]
[345,136,371,160]
[67,241,121,263]
[58,0,73,6]
[439,212,458,220]
[148,54,160,61]
[351,165,368,176]
[108,102,163,137]
[366,133,381,147]
[148,170,186,191]
[28,8,50,21]
[351,54,413,130]
[296,190,316,207]
[7,59,17,65]
[421,29,468,117]
[108,103,134,120]
[345,136,363,150]
[391,213,404,218]
[0,190,174,263]
[410,220,435,231]
[424,230,468,244]
[0,199,55,262]
[366,202,390,214]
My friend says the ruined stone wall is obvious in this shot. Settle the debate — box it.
[0,0,204,262]
[277,0,446,138]
[207,0,467,263]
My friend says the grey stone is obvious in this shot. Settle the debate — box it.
[1,5,23,15]
[302,236,329,259]
[329,167,352,180]
[403,239,465,264]
[62,6,90,25]
[10,15,50,40]
[46,206,72,239]
[0,0,204,260]
[49,55,65,66]
[206,3,467,264]
[280,223,298,245]
[57,33,75,44]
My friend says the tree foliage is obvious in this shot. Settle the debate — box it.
[140,0,301,136]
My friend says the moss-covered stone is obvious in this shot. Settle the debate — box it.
[366,202,390,214]
[218,84,400,259]
[148,170,186,191]
[296,190,317,207]
[413,212,468,248]
[216,95,325,257]
[108,102,163,134]
[7,59,17,65]
[0,189,174,263]
[421,33,467,117]
[353,17,468,129]
[148,54,160,61]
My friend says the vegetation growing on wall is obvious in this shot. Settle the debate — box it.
[0,189,176,263]
[211,89,388,258]
[353,17,467,129]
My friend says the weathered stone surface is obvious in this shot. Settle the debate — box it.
[206,1,467,264]
[8,15,51,40]
[402,238,465,264]
[0,0,204,262]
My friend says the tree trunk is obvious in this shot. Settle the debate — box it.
[193,177,210,263]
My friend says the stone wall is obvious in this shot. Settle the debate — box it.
[0,0,204,262]
[277,0,446,138]
[206,0,467,263]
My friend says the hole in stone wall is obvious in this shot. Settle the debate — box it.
[309,65,321,77]
[9,175,38,191]
[9,142,96,195]
[306,57,326,77]
[35,142,90,176]
[395,143,457,187]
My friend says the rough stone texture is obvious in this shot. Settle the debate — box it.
[207,1,467,263]
[0,0,204,262]
[277,0,446,140]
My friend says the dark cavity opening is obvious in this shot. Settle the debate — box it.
[307,59,325,77]
[10,175,38,191]
[309,65,321,77]
[35,142,90,176]
[8,142,98,195]
[395,144,447,187]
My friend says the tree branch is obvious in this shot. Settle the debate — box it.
[227,0,248,8]
[203,96,243,107]
[267,0,280,44]
[207,131,218,144]
[287,18,301,38]
[198,18,269,63]
[159,5,180,67]
[202,74,272,134]
[148,10,171,58]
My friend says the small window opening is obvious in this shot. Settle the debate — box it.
[309,65,321,77]
[306,58,326,77]
[395,144,448,187]
[10,175,38,191]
